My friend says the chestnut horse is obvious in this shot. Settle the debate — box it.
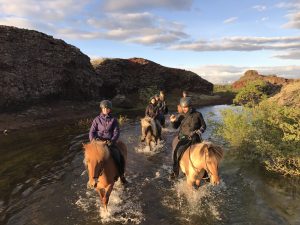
[172,137,223,187]
[83,140,127,210]
[141,117,161,150]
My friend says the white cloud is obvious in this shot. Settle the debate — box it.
[186,65,300,84]
[274,50,300,59]
[0,0,91,21]
[169,36,300,51]
[252,5,267,12]
[223,17,238,24]
[101,0,193,12]
[277,0,300,29]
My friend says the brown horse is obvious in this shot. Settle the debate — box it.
[141,117,161,150]
[83,140,127,210]
[172,137,223,187]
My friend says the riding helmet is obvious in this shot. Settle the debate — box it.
[100,100,112,109]
[180,97,192,107]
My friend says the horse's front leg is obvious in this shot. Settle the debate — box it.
[98,183,114,211]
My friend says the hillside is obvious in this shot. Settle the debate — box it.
[0,25,102,110]
[92,57,213,98]
[232,70,292,90]
[268,80,300,107]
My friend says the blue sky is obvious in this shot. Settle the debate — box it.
[0,0,299,83]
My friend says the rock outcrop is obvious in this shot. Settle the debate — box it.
[0,25,102,110]
[232,70,291,89]
[268,80,300,107]
[0,26,213,111]
[93,57,213,97]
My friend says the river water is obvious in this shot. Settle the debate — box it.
[0,105,299,225]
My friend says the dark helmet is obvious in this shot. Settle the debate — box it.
[100,100,112,109]
[154,94,160,98]
[180,97,191,107]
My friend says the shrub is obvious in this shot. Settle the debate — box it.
[216,101,300,176]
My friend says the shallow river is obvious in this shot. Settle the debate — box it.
[0,105,299,225]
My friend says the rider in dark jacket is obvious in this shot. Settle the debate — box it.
[170,97,206,178]
[142,96,162,141]
[145,96,158,118]
[89,100,127,184]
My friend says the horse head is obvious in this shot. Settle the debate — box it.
[198,142,224,185]
[83,141,109,189]
[141,117,160,150]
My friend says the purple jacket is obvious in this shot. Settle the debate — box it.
[89,113,120,142]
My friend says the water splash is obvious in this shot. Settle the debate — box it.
[76,180,144,224]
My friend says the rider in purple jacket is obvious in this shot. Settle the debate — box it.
[89,110,120,142]
[89,100,127,184]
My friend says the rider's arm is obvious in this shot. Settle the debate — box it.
[111,118,120,143]
[198,112,206,133]
[89,118,98,141]
[172,114,184,129]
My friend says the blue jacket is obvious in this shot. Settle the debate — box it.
[89,113,120,142]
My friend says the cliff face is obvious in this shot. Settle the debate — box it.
[93,57,213,97]
[232,70,291,89]
[0,26,213,111]
[0,25,102,109]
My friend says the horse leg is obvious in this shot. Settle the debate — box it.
[98,184,114,211]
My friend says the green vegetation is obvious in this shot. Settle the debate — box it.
[233,80,270,107]
[216,101,300,176]
[213,84,235,93]
[138,85,160,103]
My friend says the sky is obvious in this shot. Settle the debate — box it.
[0,0,300,83]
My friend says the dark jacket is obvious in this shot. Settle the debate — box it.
[89,113,120,142]
[171,108,206,139]
[145,103,158,118]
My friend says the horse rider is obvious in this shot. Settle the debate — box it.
[89,100,127,184]
[141,96,161,141]
[155,94,166,127]
[159,91,168,114]
[169,97,207,179]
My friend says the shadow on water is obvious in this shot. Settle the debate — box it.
[0,105,299,225]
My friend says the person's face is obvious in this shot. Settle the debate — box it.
[101,107,111,115]
[182,106,189,114]
[151,99,156,104]
[183,93,187,97]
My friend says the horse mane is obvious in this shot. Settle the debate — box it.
[197,141,224,163]
[83,141,110,165]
